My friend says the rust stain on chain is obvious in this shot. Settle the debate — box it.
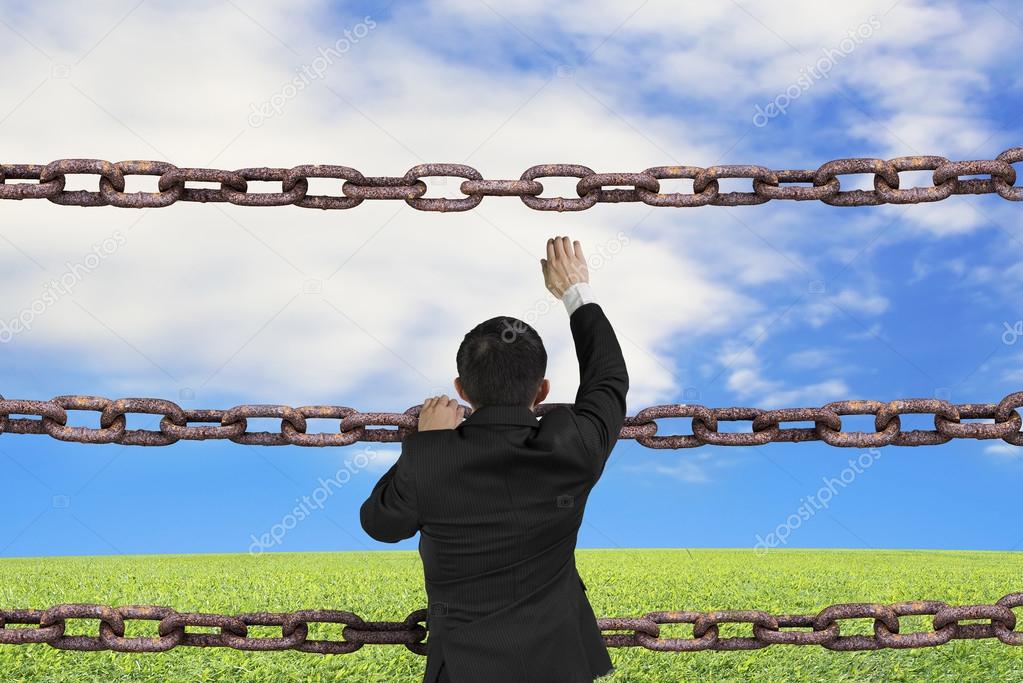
[0,150,1018,210]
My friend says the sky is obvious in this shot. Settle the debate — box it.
[1,0,1023,557]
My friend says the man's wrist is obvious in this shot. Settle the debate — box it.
[562,282,596,315]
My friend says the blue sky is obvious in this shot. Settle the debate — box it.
[2,0,1023,557]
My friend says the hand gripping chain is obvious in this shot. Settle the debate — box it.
[3,393,1023,449]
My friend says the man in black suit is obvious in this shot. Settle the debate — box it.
[360,236,629,682]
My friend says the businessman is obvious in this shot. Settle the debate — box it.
[360,236,629,682]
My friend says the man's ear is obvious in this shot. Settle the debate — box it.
[454,377,472,406]
[532,378,550,408]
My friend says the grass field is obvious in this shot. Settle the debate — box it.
[0,549,1020,682]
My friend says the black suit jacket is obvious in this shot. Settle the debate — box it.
[360,302,628,683]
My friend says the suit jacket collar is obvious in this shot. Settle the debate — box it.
[462,404,539,428]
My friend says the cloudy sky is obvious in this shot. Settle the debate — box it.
[1,0,1022,556]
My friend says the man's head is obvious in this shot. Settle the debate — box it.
[454,316,550,410]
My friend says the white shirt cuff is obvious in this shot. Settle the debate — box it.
[562,282,597,315]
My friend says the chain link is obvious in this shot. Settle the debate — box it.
[4,149,1020,664]
[0,594,1018,654]
[3,392,1022,449]
[0,151,1019,211]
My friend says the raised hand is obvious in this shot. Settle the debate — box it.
[541,235,589,300]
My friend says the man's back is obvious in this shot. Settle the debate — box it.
[361,238,628,682]
[417,404,598,617]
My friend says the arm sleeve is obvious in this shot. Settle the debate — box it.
[562,282,598,315]
[359,440,420,543]
[568,300,629,481]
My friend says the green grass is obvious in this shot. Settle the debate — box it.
[0,549,1020,682]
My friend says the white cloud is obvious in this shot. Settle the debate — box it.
[831,289,889,316]
[0,0,1006,418]
[617,447,740,484]
[718,336,849,408]
[0,1,759,412]
[801,285,889,330]
[726,365,848,408]
[622,451,727,483]
[909,254,967,283]
[786,348,835,370]
[984,443,1021,458]
[365,448,401,472]
[643,459,711,483]
[759,378,850,408]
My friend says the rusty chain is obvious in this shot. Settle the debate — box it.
[4,153,1020,668]
[0,594,1019,653]
[2,392,1023,449]
[0,151,1020,211]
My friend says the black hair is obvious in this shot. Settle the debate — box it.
[456,316,547,408]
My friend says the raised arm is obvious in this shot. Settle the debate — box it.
[541,236,629,478]
[359,396,462,542]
